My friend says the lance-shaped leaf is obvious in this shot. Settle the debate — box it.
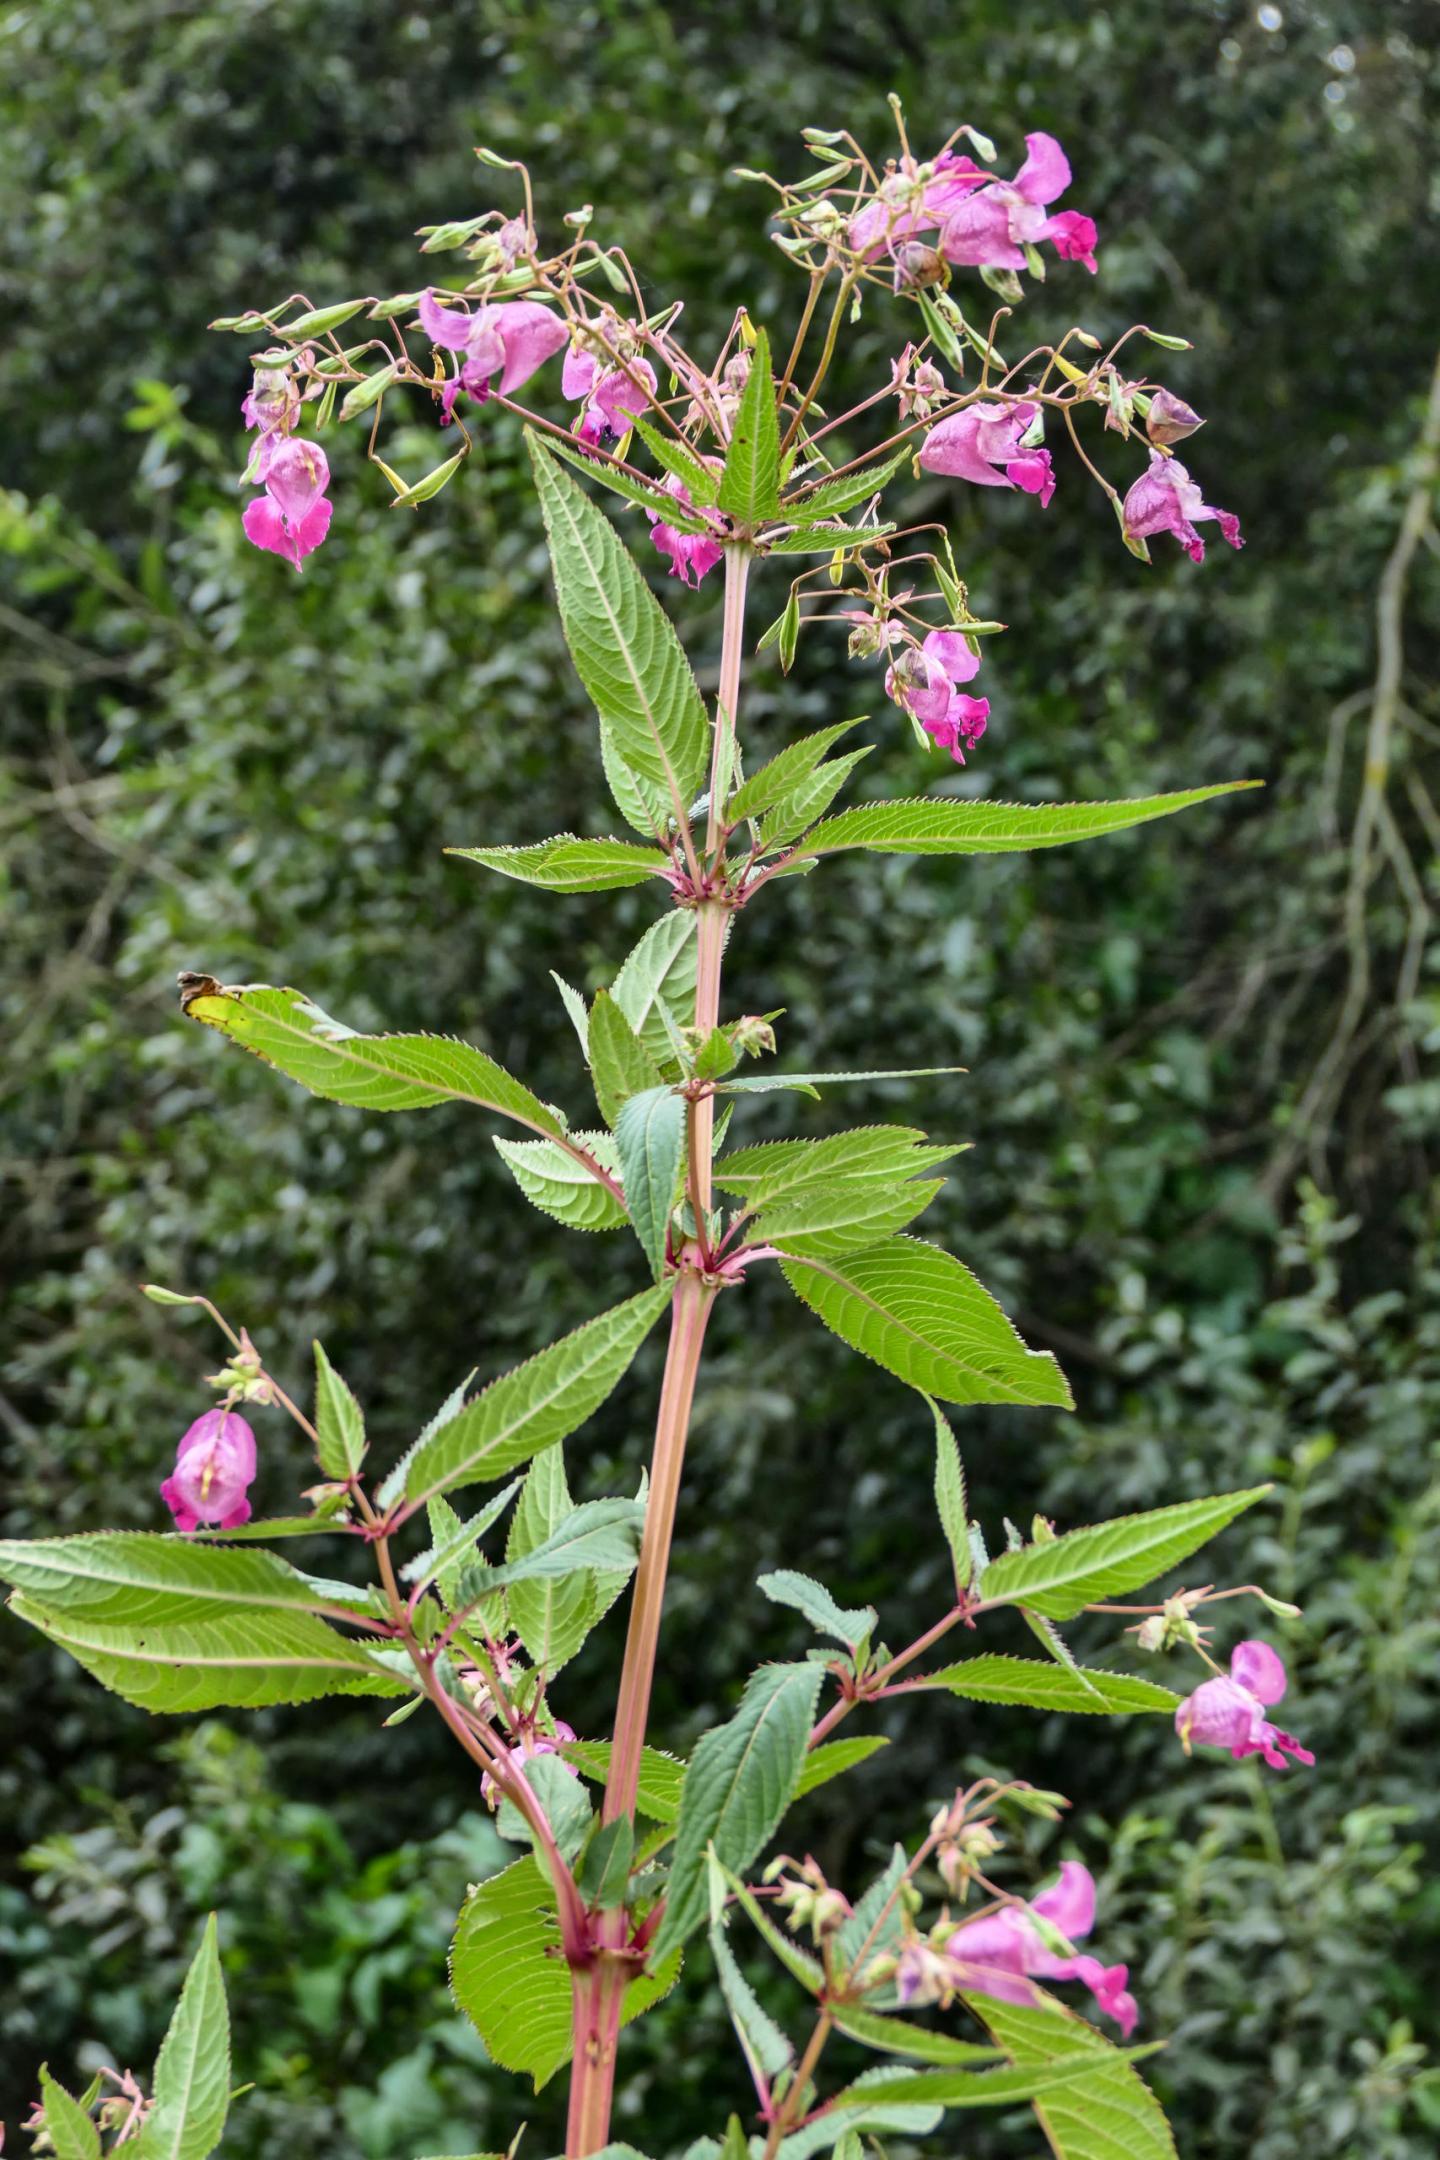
[968,1995,1178,2160]
[726,720,866,824]
[758,747,872,850]
[765,520,897,554]
[528,436,709,823]
[468,1496,645,1593]
[611,910,699,1068]
[36,2072,101,2160]
[716,1127,960,1200]
[448,836,670,893]
[402,1480,521,1598]
[496,1749,594,1863]
[503,1446,593,1676]
[563,1739,688,1823]
[824,2056,1124,2113]
[143,1915,231,2160]
[757,1568,876,1653]
[495,1131,627,1232]
[837,1844,909,1970]
[790,785,1259,861]
[785,446,913,523]
[913,1655,1180,1715]
[781,1238,1072,1409]
[384,1285,670,1511]
[312,1341,366,1480]
[773,2063,942,2157]
[716,1066,965,1099]
[0,1532,364,1626]
[539,430,718,529]
[652,1660,823,1958]
[632,415,720,503]
[829,2001,1002,2067]
[600,722,676,841]
[717,326,781,522]
[931,1402,971,1592]
[589,991,666,1128]
[793,1734,889,1798]
[450,1854,681,2088]
[978,1488,1272,1621]
[755,1174,946,1260]
[615,1086,686,1278]
[9,1594,408,1714]
[711,1915,794,2084]
[179,981,563,1137]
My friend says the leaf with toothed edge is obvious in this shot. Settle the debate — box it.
[789,785,1261,861]
[448,836,670,892]
[978,1488,1274,1620]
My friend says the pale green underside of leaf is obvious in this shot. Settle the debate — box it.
[183,985,562,1135]
[793,784,1259,860]
[448,836,669,892]
[711,1919,794,2079]
[781,1238,1072,1409]
[589,991,666,1128]
[918,1654,1180,1714]
[611,909,699,1069]
[970,1994,1178,2160]
[8,1593,407,1714]
[312,1340,366,1480]
[764,520,897,554]
[979,1487,1272,1620]
[827,2055,1124,2111]
[450,1855,681,2089]
[528,436,709,816]
[143,1915,231,2160]
[37,2073,101,2160]
[0,1532,351,1625]
[717,1065,964,1100]
[494,1132,628,1232]
[385,1285,670,1510]
[757,1568,875,1651]
[654,1660,823,1958]
[616,1086,686,1278]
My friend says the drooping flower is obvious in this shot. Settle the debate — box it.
[1175,1641,1314,1771]
[564,344,659,446]
[647,473,725,587]
[419,291,567,415]
[848,153,990,263]
[919,400,1055,507]
[1122,449,1243,564]
[242,435,333,569]
[161,1407,258,1532]
[939,132,1098,275]
[480,1718,578,1805]
[939,1862,1138,2036]
[890,345,948,422]
[884,629,990,765]
[1144,388,1205,446]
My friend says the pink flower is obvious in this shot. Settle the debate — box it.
[919,400,1055,507]
[161,1407,258,1532]
[1144,388,1206,447]
[242,432,333,569]
[849,154,989,262]
[886,629,982,723]
[419,292,567,411]
[890,345,948,422]
[566,347,659,446]
[940,132,1098,275]
[647,473,725,587]
[923,696,989,764]
[480,1718,578,1805]
[1176,1641,1314,1771]
[1122,449,1243,564]
[944,1862,1137,2036]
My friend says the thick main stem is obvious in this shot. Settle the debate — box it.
[567,543,752,2158]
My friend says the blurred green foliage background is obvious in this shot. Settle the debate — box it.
[2,2,1438,2155]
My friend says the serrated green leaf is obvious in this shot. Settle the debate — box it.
[563,1739,688,1823]
[716,1127,960,1200]
[632,416,720,504]
[600,723,675,840]
[781,1238,1072,1409]
[540,430,717,530]
[775,2063,942,2156]
[449,836,670,892]
[0,1532,355,1624]
[826,2057,1121,2111]
[725,721,865,824]
[312,1341,366,1480]
[615,1086,686,1278]
[403,1481,521,1597]
[785,446,911,522]
[9,1594,407,1714]
[552,972,592,1059]
[181,982,564,1137]
[611,911,699,1068]
[589,990,666,1128]
[653,1661,823,1958]
[716,1066,964,1098]
[916,1655,1180,1715]
[931,1402,971,1592]
[792,1734,889,1798]
[496,1749,594,1861]
[528,437,709,823]
[466,1496,645,1595]
[386,1286,670,1511]
[711,1920,794,2080]
[451,1855,680,2088]
[141,1916,230,2160]
[503,1445,591,1676]
[495,1132,627,1233]
[837,1843,908,1969]
[576,1817,635,1905]
[969,1995,1178,2160]
[978,1488,1272,1620]
[37,2071,101,2160]
[755,1175,945,1259]
[758,747,872,849]
[829,2002,1002,2066]
[792,785,1260,861]
[764,521,897,554]
[757,1569,875,1652]
[717,326,780,522]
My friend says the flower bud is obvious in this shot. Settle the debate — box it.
[1144,387,1205,446]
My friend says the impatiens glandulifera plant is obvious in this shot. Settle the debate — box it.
[2,104,1310,2160]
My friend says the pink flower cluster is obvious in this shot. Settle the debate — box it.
[241,360,333,570]
[1175,1640,1314,1770]
[886,629,989,763]
[563,340,658,447]
[161,1407,258,1532]
[896,1861,1137,2036]
[851,132,1098,280]
[1122,449,1244,564]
